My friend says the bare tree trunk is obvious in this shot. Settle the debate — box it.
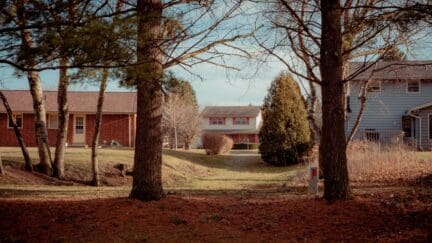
[130,0,164,201]
[0,153,4,176]
[91,68,108,187]
[16,2,52,175]
[320,0,351,201]
[28,70,52,175]
[53,56,69,179]
[307,80,321,138]
[174,126,178,150]
[0,91,32,171]
[347,81,368,144]
[184,137,190,150]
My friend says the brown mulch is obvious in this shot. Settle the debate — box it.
[0,194,431,242]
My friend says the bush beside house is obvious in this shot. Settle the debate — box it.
[202,133,234,155]
[232,143,259,150]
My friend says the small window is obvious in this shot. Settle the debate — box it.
[8,114,23,129]
[233,117,249,125]
[407,80,420,93]
[48,114,59,129]
[365,130,380,142]
[209,117,225,125]
[366,81,381,93]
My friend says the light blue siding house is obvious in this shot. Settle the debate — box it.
[346,61,432,150]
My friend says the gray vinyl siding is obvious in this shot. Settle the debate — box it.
[346,80,432,146]
[419,107,432,150]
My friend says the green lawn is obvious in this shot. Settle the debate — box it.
[0,147,305,197]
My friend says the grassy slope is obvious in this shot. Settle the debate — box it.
[0,147,303,194]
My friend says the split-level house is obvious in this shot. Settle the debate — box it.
[0,90,137,147]
[346,61,432,150]
[201,106,262,144]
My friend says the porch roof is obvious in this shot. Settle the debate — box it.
[408,101,432,113]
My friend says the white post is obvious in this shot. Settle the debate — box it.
[174,126,178,150]
[309,161,319,196]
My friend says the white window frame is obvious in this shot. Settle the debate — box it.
[48,114,59,129]
[74,115,85,134]
[364,130,380,142]
[406,80,421,93]
[209,117,225,125]
[366,80,381,93]
[7,113,23,129]
[233,117,249,125]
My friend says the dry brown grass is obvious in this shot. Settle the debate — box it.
[347,141,432,184]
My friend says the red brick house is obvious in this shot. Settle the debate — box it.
[201,106,262,144]
[0,90,136,147]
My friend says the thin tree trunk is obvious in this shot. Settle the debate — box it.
[184,137,190,150]
[0,91,32,171]
[53,56,69,179]
[347,81,368,144]
[16,2,52,175]
[91,68,108,187]
[307,80,321,139]
[174,126,178,150]
[130,0,164,201]
[320,0,351,201]
[0,153,4,176]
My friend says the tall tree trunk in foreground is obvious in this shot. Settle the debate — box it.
[319,0,351,201]
[130,0,164,201]
[0,153,4,176]
[91,68,108,187]
[53,56,69,179]
[0,91,32,171]
[16,2,52,175]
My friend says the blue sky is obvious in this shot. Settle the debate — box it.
[1,34,431,108]
[0,53,287,107]
[2,1,431,107]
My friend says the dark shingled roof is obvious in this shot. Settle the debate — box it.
[349,61,432,81]
[201,106,261,118]
[0,90,137,114]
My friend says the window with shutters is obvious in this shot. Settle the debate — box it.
[209,117,225,125]
[233,117,249,125]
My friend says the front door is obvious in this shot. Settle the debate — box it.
[73,115,86,144]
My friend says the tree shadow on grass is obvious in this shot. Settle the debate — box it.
[163,149,305,174]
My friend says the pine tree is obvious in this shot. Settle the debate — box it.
[259,73,312,166]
